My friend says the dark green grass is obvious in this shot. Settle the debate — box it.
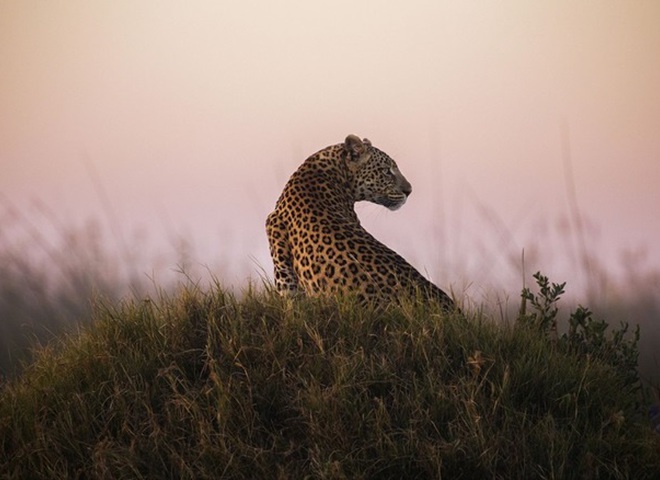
[1,284,659,479]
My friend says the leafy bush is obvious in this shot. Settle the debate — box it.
[520,271,641,396]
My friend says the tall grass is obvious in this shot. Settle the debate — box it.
[0,197,183,376]
[1,191,658,477]
[1,282,658,478]
[1,195,659,387]
[0,198,122,374]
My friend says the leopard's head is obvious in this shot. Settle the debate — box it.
[343,134,412,210]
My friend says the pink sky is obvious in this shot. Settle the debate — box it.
[1,1,659,300]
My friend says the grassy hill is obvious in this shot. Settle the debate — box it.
[1,277,659,479]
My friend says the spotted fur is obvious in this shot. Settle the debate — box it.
[266,134,454,310]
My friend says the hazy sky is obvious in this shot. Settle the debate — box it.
[1,1,659,299]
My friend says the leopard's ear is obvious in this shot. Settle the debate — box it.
[344,134,369,160]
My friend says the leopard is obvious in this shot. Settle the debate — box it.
[266,134,454,311]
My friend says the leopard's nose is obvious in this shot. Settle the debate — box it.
[401,180,412,197]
